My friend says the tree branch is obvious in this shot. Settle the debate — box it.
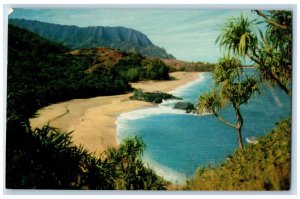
[214,112,237,129]
[246,53,261,65]
[269,72,291,95]
[254,10,289,30]
[246,53,291,95]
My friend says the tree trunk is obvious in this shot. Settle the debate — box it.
[237,125,243,150]
[236,107,244,150]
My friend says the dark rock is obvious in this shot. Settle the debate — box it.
[173,101,195,113]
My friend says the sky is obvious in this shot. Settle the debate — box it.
[9,8,260,62]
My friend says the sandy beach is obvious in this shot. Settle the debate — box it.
[30,72,200,156]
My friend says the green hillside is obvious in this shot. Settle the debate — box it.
[7,25,169,118]
[185,118,291,190]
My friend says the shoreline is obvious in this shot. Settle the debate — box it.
[30,72,201,156]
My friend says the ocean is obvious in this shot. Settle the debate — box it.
[116,70,291,184]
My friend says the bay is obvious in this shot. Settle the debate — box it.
[116,70,291,184]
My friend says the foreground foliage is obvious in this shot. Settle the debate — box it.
[6,118,167,190]
[185,118,291,190]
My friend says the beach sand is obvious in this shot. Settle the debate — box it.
[30,72,200,156]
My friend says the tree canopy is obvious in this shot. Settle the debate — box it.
[216,10,292,94]
[197,57,259,149]
[197,10,292,150]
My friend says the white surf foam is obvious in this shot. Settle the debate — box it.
[142,154,189,185]
[116,72,207,125]
[115,72,208,182]
[169,73,205,96]
[115,106,187,144]
[117,105,186,121]
[160,99,181,107]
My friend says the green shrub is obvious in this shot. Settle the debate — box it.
[185,118,291,190]
[6,117,167,190]
[130,89,182,103]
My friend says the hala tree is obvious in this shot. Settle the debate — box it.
[197,10,292,150]
[197,57,259,149]
[216,10,292,94]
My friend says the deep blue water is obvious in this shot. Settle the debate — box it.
[116,71,291,184]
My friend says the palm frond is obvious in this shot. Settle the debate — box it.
[216,14,257,57]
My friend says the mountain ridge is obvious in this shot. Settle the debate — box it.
[9,18,175,59]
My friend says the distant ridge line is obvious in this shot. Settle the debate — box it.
[9,18,175,59]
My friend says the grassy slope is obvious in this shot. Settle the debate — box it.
[69,48,125,73]
[185,118,291,190]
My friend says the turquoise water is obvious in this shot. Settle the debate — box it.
[116,71,291,184]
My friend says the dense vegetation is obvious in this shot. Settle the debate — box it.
[162,59,215,72]
[9,18,175,59]
[6,121,167,189]
[8,25,169,118]
[72,48,170,82]
[130,89,181,103]
[6,25,169,189]
[185,118,291,190]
